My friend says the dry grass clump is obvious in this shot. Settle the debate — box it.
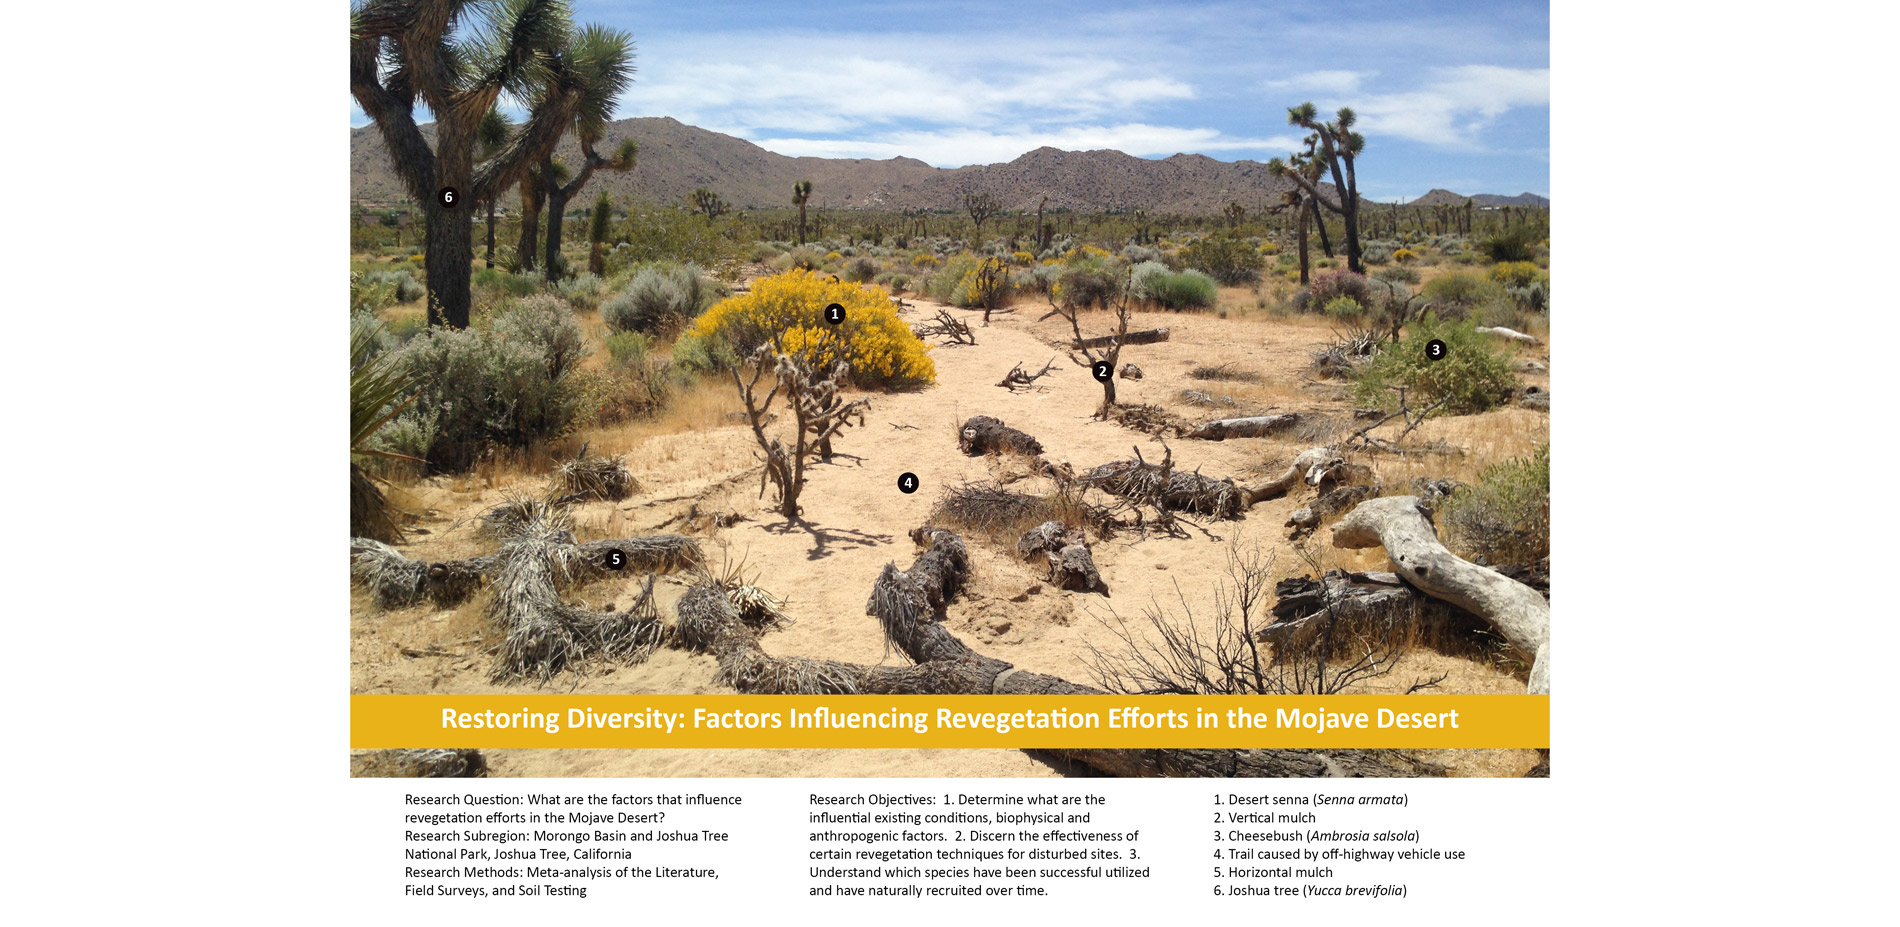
[487,508,672,684]
[557,453,638,502]
[350,538,491,609]
[928,481,1103,543]
[351,748,489,778]
[1189,362,1264,383]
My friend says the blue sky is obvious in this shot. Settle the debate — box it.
[351,0,1549,202]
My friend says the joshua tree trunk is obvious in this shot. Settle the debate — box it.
[798,203,807,245]
[517,177,544,274]
[484,198,498,269]
[1312,199,1334,257]
[1296,200,1311,285]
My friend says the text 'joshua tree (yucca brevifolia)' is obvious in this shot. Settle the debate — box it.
[350,0,634,325]
[1268,102,1367,275]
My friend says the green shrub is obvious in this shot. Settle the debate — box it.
[1126,261,1171,302]
[1422,272,1497,309]
[351,309,396,360]
[350,271,397,315]
[1301,269,1374,313]
[1351,317,1517,415]
[1323,296,1367,322]
[1374,264,1421,285]
[494,296,590,380]
[1146,269,1218,310]
[1479,225,1540,263]
[1442,444,1549,565]
[844,256,878,283]
[670,329,740,376]
[1053,252,1121,310]
[608,205,742,267]
[557,272,604,311]
[604,263,708,334]
[1181,234,1262,284]
[381,327,587,472]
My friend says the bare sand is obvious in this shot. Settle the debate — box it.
[352,293,1549,777]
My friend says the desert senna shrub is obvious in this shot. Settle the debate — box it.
[1351,317,1517,415]
[685,269,934,389]
[1487,261,1546,288]
[1442,443,1549,565]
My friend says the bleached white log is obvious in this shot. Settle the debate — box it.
[1332,495,1550,693]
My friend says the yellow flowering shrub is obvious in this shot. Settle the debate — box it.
[1011,251,1034,264]
[1257,242,1281,255]
[685,270,934,389]
[407,254,425,265]
[1487,261,1544,287]
[1393,247,1419,263]
[824,251,843,261]
[910,253,941,267]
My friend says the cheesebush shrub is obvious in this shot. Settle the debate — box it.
[684,270,934,389]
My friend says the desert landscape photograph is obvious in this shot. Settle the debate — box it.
[348,0,1552,780]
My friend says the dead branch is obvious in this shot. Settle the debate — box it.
[1016,521,1104,593]
[1073,327,1169,349]
[912,309,977,346]
[996,357,1060,391]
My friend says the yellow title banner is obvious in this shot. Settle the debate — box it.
[353,694,1546,749]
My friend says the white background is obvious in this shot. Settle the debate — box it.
[3,1,1894,921]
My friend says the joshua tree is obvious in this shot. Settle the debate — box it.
[792,180,813,245]
[1223,201,1245,229]
[1267,102,1366,275]
[691,187,729,220]
[588,191,613,275]
[965,192,998,234]
[539,137,636,280]
[476,109,512,269]
[349,1,636,327]
[514,159,560,273]
[1035,195,1051,252]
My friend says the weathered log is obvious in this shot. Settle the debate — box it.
[1332,496,1550,693]
[1016,521,1104,593]
[1187,413,1301,441]
[1259,571,1420,654]
[1285,485,1375,540]
[958,415,1044,456]
[678,528,1427,777]
[1476,326,1542,345]
[1118,363,1143,380]
[1072,327,1169,349]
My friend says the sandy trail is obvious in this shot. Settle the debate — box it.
[353,294,1547,777]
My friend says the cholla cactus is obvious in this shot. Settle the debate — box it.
[732,342,871,518]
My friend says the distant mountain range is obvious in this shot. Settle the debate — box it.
[349,117,1542,215]
[1405,188,1550,208]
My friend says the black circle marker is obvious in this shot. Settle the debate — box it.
[1091,361,1113,383]
[437,186,460,208]
[1425,339,1447,361]
[897,472,919,494]
[824,303,846,325]
[604,548,627,570]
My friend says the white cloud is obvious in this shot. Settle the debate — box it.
[1265,69,1373,95]
[750,125,1305,167]
[614,34,1199,136]
[1347,66,1548,147]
